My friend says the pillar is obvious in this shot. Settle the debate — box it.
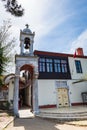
[13,66,20,116]
[32,74,39,114]
[20,40,24,55]
[29,40,33,56]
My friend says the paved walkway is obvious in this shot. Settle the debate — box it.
[4,117,87,130]
[1,106,87,130]
[0,110,14,130]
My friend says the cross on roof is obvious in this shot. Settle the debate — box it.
[25,24,29,28]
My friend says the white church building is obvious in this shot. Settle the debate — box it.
[3,25,87,116]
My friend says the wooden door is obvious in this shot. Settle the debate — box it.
[57,88,69,107]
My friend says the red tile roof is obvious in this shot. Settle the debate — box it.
[34,50,87,59]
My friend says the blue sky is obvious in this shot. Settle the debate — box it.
[0,0,87,55]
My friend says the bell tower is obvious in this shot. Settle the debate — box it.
[20,24,35,55]
[13,25,39,116]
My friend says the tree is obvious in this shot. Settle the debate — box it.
[1,0,24,16]
[0,20,15,87]
[0,45,5,86]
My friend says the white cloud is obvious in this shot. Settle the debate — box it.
[1,0,86,55]
[7,0,71,50]
[69,30,87,55]
[17,0,67,28]
[1,0,87,73]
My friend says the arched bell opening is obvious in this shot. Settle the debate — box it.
[24,37,30,49]
[19,64,34,109]
[23,37,31,54]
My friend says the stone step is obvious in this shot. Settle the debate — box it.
[37,115,87,121]
[37,111,87,121]
[39,112,87,117]
[19,109,34,118]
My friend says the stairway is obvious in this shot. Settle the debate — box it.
[36,107,87,121]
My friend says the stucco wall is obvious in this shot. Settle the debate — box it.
[68,57,87,79]
[38,80,56,106]
[68,57,87,104]
[38,79,87,107]
[67,80,87,104]
[8,79,14,103]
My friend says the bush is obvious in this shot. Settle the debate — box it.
[0,101,10,110]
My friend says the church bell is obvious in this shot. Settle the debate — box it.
[24,43,30,49]
[24,37,30,49]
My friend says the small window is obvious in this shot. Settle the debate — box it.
[39,58,45,72]
[61,60,67,73]
[46,58,53,72]
[75,60,82,73]
[54,59,61,72]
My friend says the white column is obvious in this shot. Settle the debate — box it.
[29,41,33,56]
[21,41,24,54]
[32,74,39,114]
[13,66,20,116]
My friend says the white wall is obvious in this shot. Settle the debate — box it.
[8,79,14,103]
[38,80,56,106]
[67,80,87,104]
[25,85,31,106]
[68,57,87,104]
[68,57,87,79]
[38,79,87,106]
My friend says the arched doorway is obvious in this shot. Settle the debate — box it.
[19,64,34,110]
[14,55,39,116]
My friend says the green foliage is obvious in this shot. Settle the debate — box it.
[0,20,15,76]
[1,0,24,17]
[5,101,10,109]
[0,101,10,110]
[0,45,9,74]
[0,77,3,88]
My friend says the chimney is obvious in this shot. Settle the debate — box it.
[76,47,84,56]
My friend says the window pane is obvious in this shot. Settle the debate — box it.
[54,59,61,72]
[54,59,60,63]
[61,60,67,73]
[50,64,53,72]
[61,64,67,73]
[54,63,61,72]
[46,59,52,62]
[39,58,45,72]
[61,60,67,63]
[39,63,45,72]
[47,63,50,72]
[39,58,45,62]
[46,58,53,72]
[75,60,82,73]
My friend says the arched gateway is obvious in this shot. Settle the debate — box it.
[13,25,39,116]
